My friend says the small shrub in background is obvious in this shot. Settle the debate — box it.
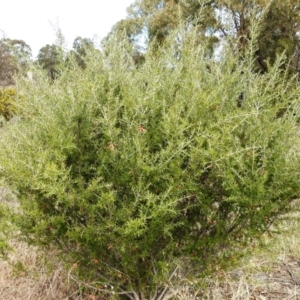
[0,28,300,299]
[0,87,22,122]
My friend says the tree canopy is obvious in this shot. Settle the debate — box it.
[111,0,216,47]
[37,44,62,80]
[0,38,32,87]
[110,0,300,73]
[71,36,95,68]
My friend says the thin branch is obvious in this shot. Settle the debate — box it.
[156,265,180,300]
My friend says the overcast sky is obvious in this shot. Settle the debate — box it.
[0,0,134,57]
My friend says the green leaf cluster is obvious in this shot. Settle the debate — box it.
[0,87,22,121]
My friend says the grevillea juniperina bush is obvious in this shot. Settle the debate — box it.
[0,27,300,299]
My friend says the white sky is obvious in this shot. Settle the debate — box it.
[0,0,134,57]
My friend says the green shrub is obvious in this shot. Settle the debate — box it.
[0,87,22,121]
[0,30,300,299]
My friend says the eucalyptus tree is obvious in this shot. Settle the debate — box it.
[37,44,62,81]
[71,36,95,69]
[0,38,32,87]
[109,0,218,54]
[110,0,300,73]
[214,0,300,73]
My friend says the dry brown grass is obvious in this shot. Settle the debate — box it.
[0,239,115,300]
[197,207,300,300]
[0,240,70,300]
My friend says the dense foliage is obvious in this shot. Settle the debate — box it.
[1,27,300,299]
[0,87,22,122]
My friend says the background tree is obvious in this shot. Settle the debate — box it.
[110,0,217,51]
[0,45,16,87]
[0,38,32,87]
[2,38,32,64]
[37,44,61,80]
[111,0,300,73]
[257,1,300,73]
[214,0,300,73]
[71,36,94,69]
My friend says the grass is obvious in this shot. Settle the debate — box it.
[199,203,300,300]
[0,240,72,300]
